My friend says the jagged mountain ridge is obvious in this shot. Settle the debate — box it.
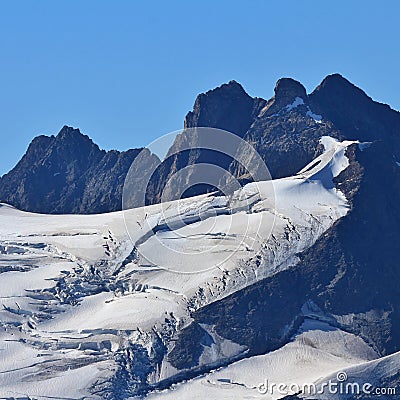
[184,79,267,137]
[233,74,400,179]
[1,74,400,214]
[0,126,158,214]
[148,74,400,203]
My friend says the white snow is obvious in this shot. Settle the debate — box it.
[306,351,400,399]
[358,141,373,151]
[285,96,305,111]
[0,138,362,398]
[148,323,378,400]
[306,109,322,123]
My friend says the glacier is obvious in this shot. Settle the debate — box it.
[0,137,380,399]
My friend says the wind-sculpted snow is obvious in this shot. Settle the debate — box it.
[0,138,357,399]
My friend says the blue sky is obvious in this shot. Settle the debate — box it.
[0,0,399,175]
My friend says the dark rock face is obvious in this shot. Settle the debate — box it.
[227,76,333,179]
[232,74,400,180]
[184,80,266,137]
[0,126,147,214]
[310,74,400,147]
[261,77,308,117]
[235,110,343,179]
[167,322,214,370]
[144,81,268,204]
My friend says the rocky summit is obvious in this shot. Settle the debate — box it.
[0,126,155,214]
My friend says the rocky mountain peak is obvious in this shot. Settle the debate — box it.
[184,80,265,137]
[57,125,81,137]
[55,125,100,151]
[310,73,369,102]
[214,79,248,95]
[274,77,307,105]
[0,126,149,214]
[310,73,400,146]
[25,134,54,155]
[258,77,308,117]
[202,80,249,98]
[314,72,354,89]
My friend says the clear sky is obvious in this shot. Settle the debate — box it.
[1,0,399,175]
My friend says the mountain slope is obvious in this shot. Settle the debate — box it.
[166,139,400,386]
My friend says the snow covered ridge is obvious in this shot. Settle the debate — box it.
[0,137,358,399]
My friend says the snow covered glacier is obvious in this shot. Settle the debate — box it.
[0,137,388,399]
